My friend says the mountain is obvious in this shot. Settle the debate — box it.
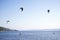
[0,26,18,31]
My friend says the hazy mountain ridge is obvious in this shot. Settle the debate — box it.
[0,26,18,31]
[0,26,60,32]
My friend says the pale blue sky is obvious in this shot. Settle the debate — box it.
[0,0,60,30]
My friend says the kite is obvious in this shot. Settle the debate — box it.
[6,20,10,24]
[47,9,50,13]
[20,7,23,12]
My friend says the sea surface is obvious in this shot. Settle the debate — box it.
[0,30,60,40]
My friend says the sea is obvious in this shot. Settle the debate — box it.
[0,30,60,40]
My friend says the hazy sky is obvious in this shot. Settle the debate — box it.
[0,0,60,30]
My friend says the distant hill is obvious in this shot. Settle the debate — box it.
[0,27,18,31]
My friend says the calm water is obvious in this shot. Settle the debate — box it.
[0,31,60,40]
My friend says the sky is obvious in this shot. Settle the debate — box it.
[0,0,60,30]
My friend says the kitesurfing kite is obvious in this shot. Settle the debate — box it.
[47,9,50,13]
[6,20,10,24]
[20,7,23,12]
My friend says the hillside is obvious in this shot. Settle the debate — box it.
[0,27,17,31]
